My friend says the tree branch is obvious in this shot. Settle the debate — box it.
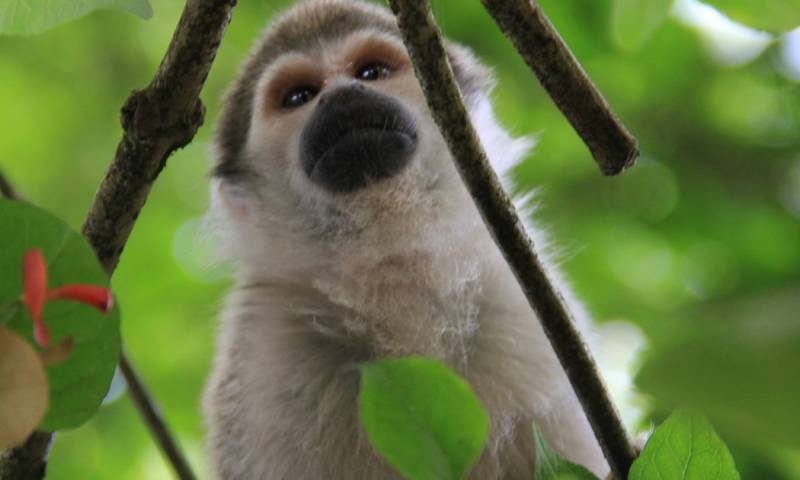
[1,0,236,478]
[481,0,638,176]
[82,0,236,274]
[387,1,637,478]
[0,433,51,480]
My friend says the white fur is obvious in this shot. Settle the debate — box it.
[204,23,608,480]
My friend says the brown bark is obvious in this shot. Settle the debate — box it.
[481,0,639,176]
[82,0,236,275]
[0,433,52,480]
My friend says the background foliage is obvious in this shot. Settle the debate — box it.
[0,0,798,478]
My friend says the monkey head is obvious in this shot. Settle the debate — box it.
[210,0,530,267]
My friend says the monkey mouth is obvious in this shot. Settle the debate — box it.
[300,85,419,193]
[307,127,417,192]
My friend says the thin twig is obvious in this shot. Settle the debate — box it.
[481,0,638,176]
[0,0,236,478]
[119,354,196,480]
[0,168,18,200]
[387,1,637,478]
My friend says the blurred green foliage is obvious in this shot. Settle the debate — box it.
[0,0,152,36]
[1,0,798,478]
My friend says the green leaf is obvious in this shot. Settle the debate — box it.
[534,424,599,480]
[0,0,152,36]
[358,357,489,480]
[630,410,740,480]
[703,0,800,32]
[636,316,800,450]
[611,0,674,51]
[0,199,121,431]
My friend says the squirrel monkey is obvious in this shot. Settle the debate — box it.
[204,0,608,478]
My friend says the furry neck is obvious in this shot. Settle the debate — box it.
[238,216,496,366]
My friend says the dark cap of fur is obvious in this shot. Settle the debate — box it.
[213,0,492,181]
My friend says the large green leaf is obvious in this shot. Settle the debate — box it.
[611,0,674,51]
[358,357,489,480]
[703,0,800,32]
[534,424,599,480]
[0,0,152,36]
[630,410,740,480]
[0,199,120,431]
[636,315,800,450]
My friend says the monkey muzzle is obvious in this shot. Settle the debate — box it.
[300,84,418,193]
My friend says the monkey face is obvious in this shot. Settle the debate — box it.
[211,1,526,258]
[247,31,448,203]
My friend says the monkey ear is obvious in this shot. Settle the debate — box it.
[445,42,495,106]
[213,178,251,220]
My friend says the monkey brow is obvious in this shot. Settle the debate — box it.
[259,7,400,65]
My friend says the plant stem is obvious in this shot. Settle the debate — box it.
[119,354,196,480]
[0,168,18,200]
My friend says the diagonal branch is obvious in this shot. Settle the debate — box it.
[481,0,638,176]
[82,0,236,274]
[387,1,637,478]
[1,1,236,479]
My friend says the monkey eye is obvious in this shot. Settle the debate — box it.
[281,86,318,109]
[355,62,392,81]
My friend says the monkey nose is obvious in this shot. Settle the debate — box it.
[316,82,367,107]
[299,85,418,194]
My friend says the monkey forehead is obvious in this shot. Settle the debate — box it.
[258,0,399,61]
[255,29,407,87]
[212,0,493,181]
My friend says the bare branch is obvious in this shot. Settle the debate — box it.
[1,0,236,478]
[387,1,637,478]
[481,0,638,176]
[0,433,51,480]
[82,0,236,274]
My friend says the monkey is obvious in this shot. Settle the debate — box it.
[203,0,609,478]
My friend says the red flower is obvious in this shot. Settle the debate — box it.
[22,249,113,347]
